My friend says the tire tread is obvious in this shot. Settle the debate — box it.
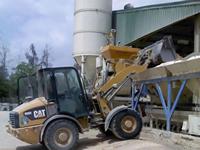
[111,110,142,140]
[43,119,79,150]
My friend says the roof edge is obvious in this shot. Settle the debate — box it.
[113,0,200,13]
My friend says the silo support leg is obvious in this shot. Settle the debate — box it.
[155,80,187,131]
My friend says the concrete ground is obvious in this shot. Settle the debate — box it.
[0,111,187,150]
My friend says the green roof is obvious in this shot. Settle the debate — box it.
[112,0,200,45]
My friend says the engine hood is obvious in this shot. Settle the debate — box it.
[13,97,47,114]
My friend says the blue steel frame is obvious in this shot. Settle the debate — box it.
[131,78,187,131]
[131,83,145,110]
[155,80,187,131]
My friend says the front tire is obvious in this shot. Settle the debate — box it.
[111,110,142,139]
[44,119,79,150]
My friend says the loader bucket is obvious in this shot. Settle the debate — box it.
[140,36,177,66]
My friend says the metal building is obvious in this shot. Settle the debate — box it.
[112,0,200,56]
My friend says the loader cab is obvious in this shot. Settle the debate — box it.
[37,67,89,118]
[18,75,38,104]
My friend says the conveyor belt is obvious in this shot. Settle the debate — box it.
[132,56,200,84]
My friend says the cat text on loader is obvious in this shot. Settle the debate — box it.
[6,47,145,150]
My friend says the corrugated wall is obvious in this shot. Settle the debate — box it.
[113,1,200,45]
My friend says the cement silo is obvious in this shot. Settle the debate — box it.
[73,0,112,85]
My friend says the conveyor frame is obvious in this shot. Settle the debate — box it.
[131,71,200,131]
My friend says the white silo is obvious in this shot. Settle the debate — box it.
[73,0,112,85]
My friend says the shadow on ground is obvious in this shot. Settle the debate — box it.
[16,144,47,150]
[77,134,119,149]
[16,134,119,150]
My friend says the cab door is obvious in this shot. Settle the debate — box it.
[54,68,88,117]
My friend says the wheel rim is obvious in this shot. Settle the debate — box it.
[54,128,73,147]
[121,115,137,133]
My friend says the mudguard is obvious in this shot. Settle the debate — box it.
[40,114,83,142]
[104,105,128,131]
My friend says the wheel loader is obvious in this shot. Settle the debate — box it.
[7,66,143,150]
[6,37,176,150]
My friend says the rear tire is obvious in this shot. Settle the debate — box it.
[44,119,79,150]
[111,110,142,139]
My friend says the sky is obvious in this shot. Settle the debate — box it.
[0,0,183,70]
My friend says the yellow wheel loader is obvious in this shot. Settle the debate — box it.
[7,37,176,150]
[7,66,143,150]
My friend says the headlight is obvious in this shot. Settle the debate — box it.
[21,116,29,126]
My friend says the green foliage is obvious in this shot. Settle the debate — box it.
[0,45,9,99]
[9,43,51,97]
[0,74,9,98]
[0,43,51,100]
[9,62,36,97]
[13,62,35,77]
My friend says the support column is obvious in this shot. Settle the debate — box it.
[167,81,172,131]
[194,14,200,53]
[81,55,86,78]
[194,15,200,107]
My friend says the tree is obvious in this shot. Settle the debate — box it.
[0,75,9,98]
[0,45,9,78]
[40,44,51,68]
[9,62,35,98]
[0,45,10,98]
[25,43,39,71]
[12,62,35,77]
[9,43,52,98]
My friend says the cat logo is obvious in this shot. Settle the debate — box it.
[24,107,46,120]
[33,109,46,119]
